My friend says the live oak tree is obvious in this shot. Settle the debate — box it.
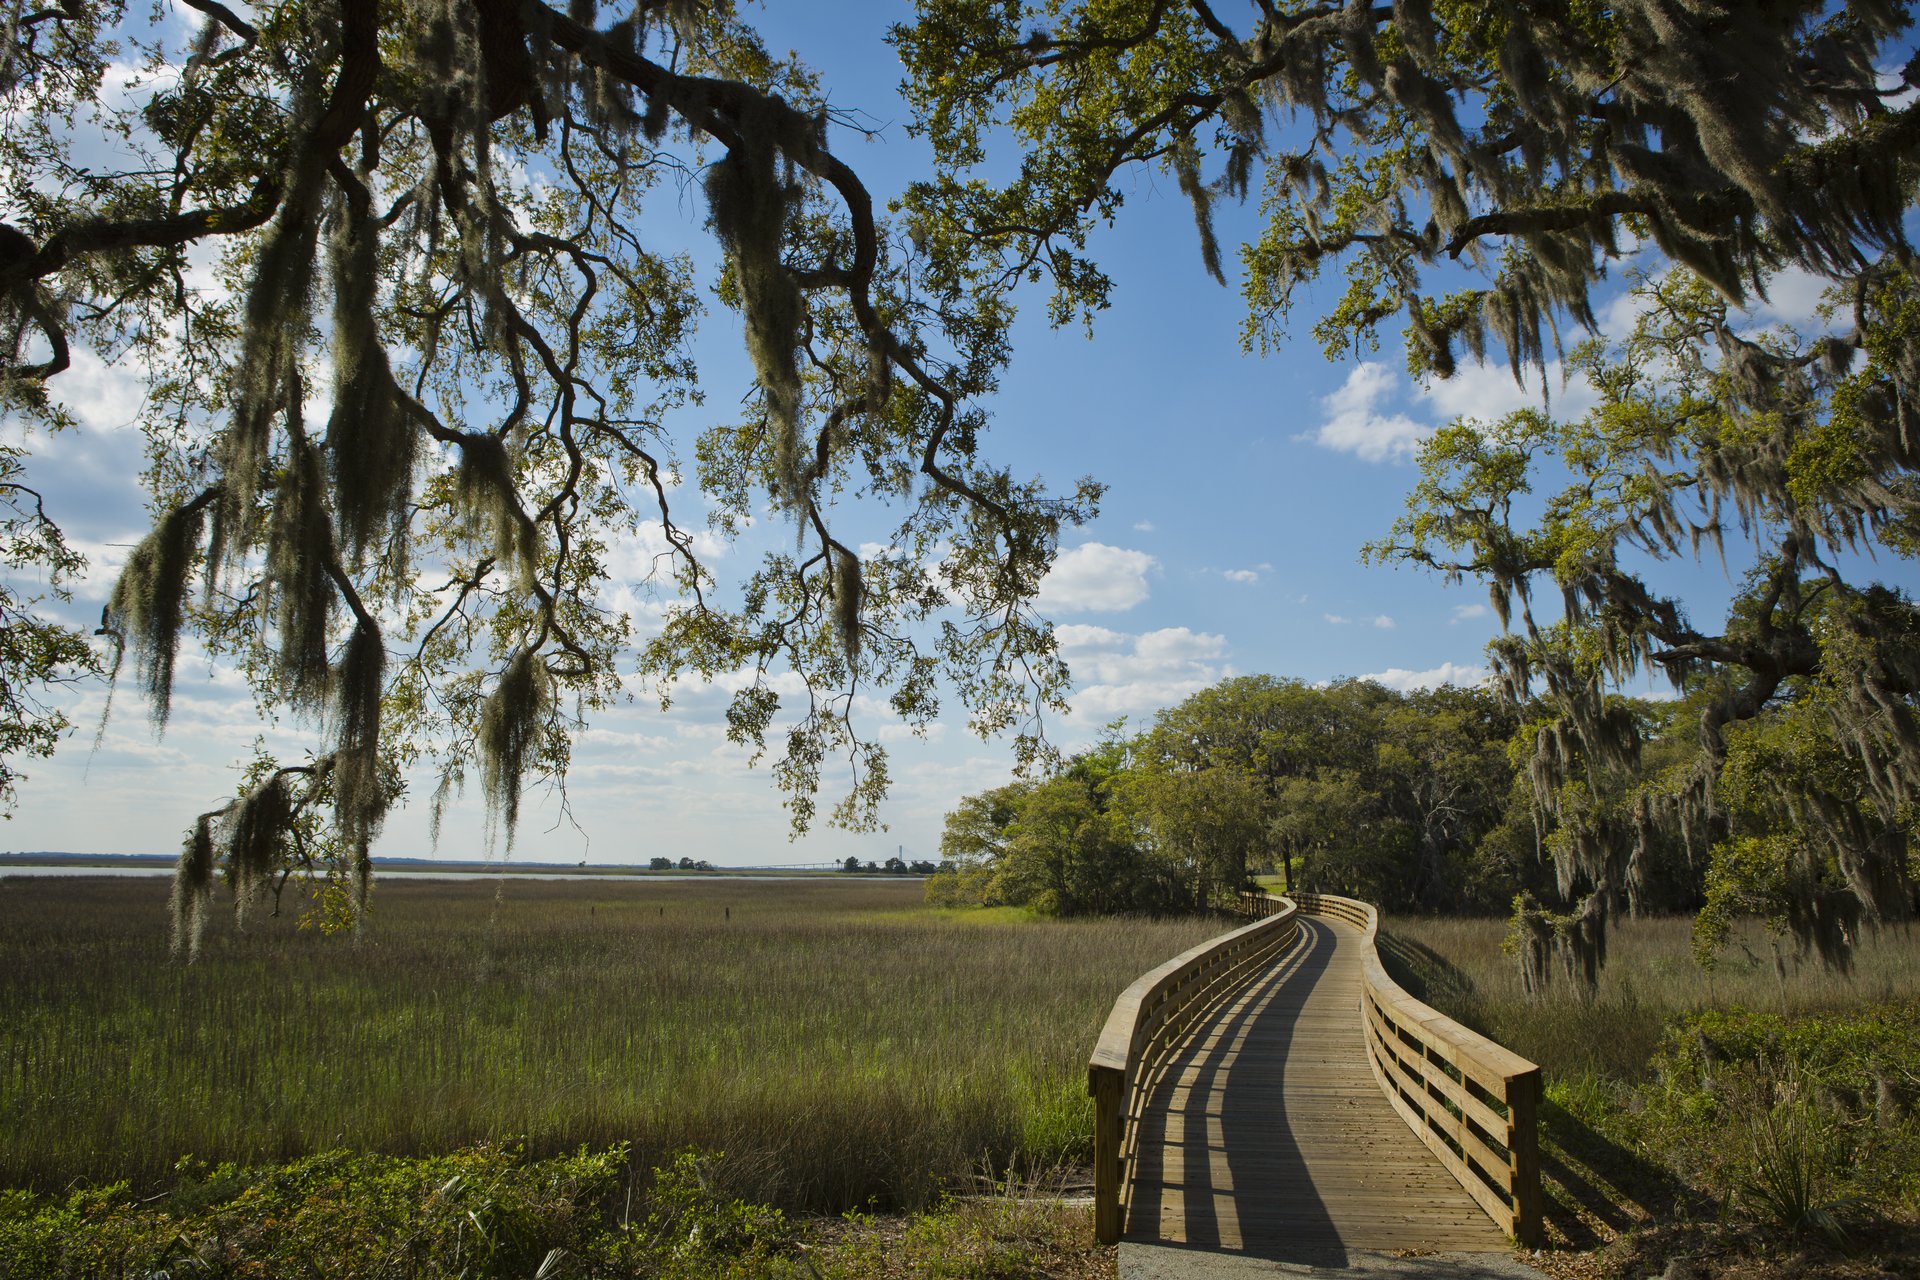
[1370,272,1920,983]
[896,0,1920,977]
[0,0,1096,952]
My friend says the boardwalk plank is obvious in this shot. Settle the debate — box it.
[1123,915,1510,1254]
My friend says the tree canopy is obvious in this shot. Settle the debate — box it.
[1371,268,1920,979]
[0,0,1096,950]
[897,0,1920,375]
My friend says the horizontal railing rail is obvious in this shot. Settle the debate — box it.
[1266,890,1544,1245]
[1085,898,1301,1244]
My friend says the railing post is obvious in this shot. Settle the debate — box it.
[1507,1066,1544,1245]
[1089,1064,1126,1243]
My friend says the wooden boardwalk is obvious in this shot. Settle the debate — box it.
[1123,914,1510,1259]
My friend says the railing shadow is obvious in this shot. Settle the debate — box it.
[1537,1095,1706,1249]
[1372,928,1699,1247]
[1375,928,1478,1012]
[1125,918,1350,1265]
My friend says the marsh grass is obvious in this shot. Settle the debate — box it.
[0,875,1219,1212]
[1379,914,1920,1082]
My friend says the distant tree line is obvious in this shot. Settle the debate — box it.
[931,671,1902,972]
[842,856,938,875]
[649,857,714,873]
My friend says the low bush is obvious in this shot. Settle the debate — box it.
[0,1146,1109,1280]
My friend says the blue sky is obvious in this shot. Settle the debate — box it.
[4,2,1909,866]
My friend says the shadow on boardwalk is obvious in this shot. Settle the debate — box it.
[1126,921,1348,1264]
[1124,917,1512,1267]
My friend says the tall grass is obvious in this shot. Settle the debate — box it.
[0,875,1221,1211]
[1378,914,1920,1082]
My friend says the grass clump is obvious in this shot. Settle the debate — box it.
[0,876,1218,1214]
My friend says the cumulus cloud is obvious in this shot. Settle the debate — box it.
[1414,354,1598,424]
[1223,568,1260,584]
[1037,542,1157,613]
[1451,603,1489,623]
[1058,625,1231,717]
[1324,613,1351,625]
[878,720,948,744]
[48,348,149,435]
[1372,615,1396,630]
[1054,623,1128,649]
[1133,520,1157,532]
[1304,346,1614,467]
[1299,363,1431,462]
[1360,662,1490,692]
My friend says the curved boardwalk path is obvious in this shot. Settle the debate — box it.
[1123,914,1510,1260]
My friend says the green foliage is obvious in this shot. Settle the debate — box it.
[0,1143,624,1280]
[1636,1005,1920,1232]
[0,1145,1111,1280]
[897,3,1918,375]
[1385,916,1920,1240]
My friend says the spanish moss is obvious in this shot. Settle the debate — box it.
[331,620,388,904]
[169,814,216,961]
[455,432,540,584]
[479,647,552,843]
[106,500,208,727]
[325,188,419,567]
[263,431,336,711]
[831,547,863,667]
[222,770,294,921]
[705,95,818,509]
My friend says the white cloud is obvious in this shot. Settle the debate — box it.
[1324,613,1351,625]
[1054,623,1128,649]
[1414,355,1598,424]
[1299,363,1430,463]
[1306,345,1618,469]
[1133,520,1156,533]
[878,721,948,744]
[48,347,149,435]
[1058,625,1231,717]
[1361,662,1490,692]
[1450,603,1489,623]
[1747,264,1833,330]
[1372,615,1396,630]
[1223,568,1260,584]
[600,521,729,583]
[1037,542,1157,613]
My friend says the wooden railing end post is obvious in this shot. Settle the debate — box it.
[1088,1063,1126,1244]
[1508,1065,1545,1246]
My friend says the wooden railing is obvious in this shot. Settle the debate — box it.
[1085,899,1301,1243]
[1281,891,1544,1245]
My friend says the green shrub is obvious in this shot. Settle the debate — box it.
[1636,1004,1920,1230]
[0,1144,625,1280]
